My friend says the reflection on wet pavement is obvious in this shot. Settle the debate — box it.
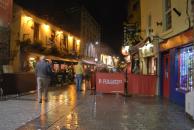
[13,84,194,130]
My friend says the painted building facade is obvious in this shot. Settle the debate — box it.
[81,7,101,58]
[124,0,141,74]
[10,4,81,72]
[60,6,101,59]
[140,0,193,106]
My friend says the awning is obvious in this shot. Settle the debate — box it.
[130,37,150,54]
[28,53,78,63]
[82,59,96,65]
[47,55,78,63]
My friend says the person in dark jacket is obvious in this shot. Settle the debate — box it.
[85,66,91,89]
[35,56,52,103]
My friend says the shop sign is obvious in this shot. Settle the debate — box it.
[96,72,125,94]
[160,29,193,51]
[0,0,12,27]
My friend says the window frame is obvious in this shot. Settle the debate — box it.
[163,0,172,31]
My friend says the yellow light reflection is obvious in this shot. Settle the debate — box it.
[66,112,79,129]
[59,94,64,100]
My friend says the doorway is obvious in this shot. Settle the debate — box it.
[163,53,170,98]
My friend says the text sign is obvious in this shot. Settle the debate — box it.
[96,72,125,94]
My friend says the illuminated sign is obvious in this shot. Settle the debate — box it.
[121,45,130,56]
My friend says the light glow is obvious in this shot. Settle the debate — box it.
[121,45,130,56]
[68,35,73,40]
[23,16,33,24]
[56,31,63,35]
[29,57,35,61]
[76,39,80,45]
[43,24,50,32]
[95,58,98,62]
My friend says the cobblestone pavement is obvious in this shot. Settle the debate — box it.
[0,83,193,130]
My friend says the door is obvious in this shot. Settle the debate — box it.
[163,54,170,98]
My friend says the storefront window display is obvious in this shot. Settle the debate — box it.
[23,57,37,72]
[179,45,194,92]
[28,57,36,72]
[53,63,60,72]
[132,59,139,74]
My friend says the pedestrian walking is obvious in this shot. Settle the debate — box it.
[74,61,84,91]
[35,56,53,103]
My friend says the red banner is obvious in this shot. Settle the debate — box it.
[0,0,13,27]
[96,72,125,94]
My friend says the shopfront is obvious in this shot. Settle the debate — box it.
[179,46,194,92]
[21,52,78,86]
[160,29,193,106]
[139,42,157,75]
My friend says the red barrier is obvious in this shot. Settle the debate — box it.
[127,74,157,96]
[96,72,125,94]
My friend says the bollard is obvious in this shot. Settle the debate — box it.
[90,71,96,95]
[122,68,132,97]
[0,87,3,100]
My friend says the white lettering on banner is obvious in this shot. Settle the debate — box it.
[99,79,102,84]
[98,78,123,85]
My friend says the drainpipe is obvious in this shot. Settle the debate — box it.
[152,34,165,96]
[153,36,160,96]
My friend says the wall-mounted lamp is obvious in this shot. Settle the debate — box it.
[43,24,50,32]
[56,31,63,35]
[23,16,33,24]
[76,39,80,45]
[173,8,181,16]
[95,58,98,62]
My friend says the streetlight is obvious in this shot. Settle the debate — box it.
[95,58,98,62]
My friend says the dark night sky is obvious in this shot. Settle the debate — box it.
[15,0,128,55]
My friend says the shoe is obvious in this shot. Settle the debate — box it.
[39,100,42,103]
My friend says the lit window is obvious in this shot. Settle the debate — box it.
[179,46,194,92]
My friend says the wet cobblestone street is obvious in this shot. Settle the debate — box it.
[0,84,193,130]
